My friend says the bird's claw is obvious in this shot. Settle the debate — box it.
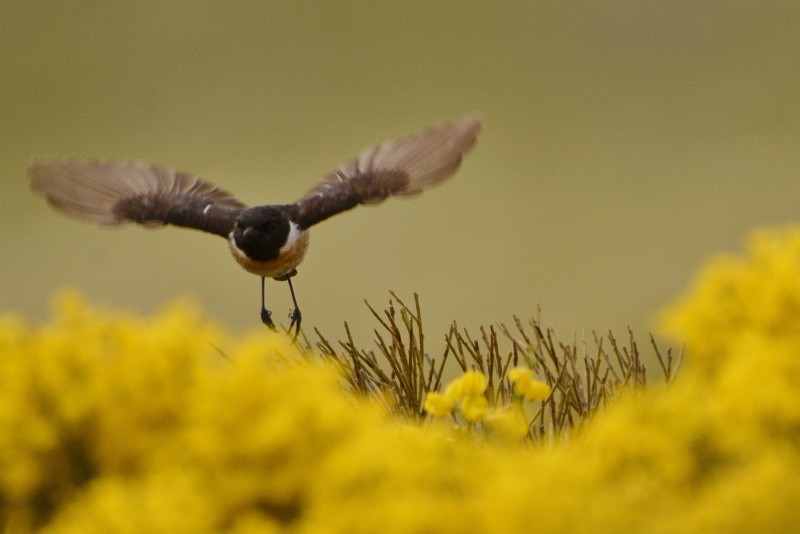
[288,308,302,341]
[261,308,277,331]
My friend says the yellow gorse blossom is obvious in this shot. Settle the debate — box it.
[444,369,488,398]
[441,370,490,422]
[4,225,800,532]
[661,227,800,366]
[424,368,548,433]
[508,366,551,400]
[421,392,454,417]
[460,394,490,422]
[425,370,490,422]
[485,408,530,441]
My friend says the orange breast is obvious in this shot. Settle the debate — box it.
[228,231,310,279]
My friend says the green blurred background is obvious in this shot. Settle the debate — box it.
[3,1,800,348]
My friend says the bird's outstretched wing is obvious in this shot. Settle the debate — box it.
[28,160,246,238]
[289,116,482,230]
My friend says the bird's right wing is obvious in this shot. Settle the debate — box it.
[289,116,481,230]
[28,160,246,238]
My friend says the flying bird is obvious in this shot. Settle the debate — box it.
[28,116,482,337]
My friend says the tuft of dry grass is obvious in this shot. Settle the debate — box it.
[305,292,681,440]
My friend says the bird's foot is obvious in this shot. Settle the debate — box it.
[261,307,277,332]
[288,308,302,341]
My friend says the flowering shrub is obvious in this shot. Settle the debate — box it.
[2,227,800,531]
[424,368,551,440]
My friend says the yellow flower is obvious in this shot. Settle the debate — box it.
[508,367,551,401]
[444,370,487,400]
[661,228,800,366]
[436,371,490,422]
[461,395,489,422]
[10,241,800,534]
[459,370,489,396]
[507,367,533,384]
[517,379,551,401]
[423,392,455,417]
[486,408,529,441]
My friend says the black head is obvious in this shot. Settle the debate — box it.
[232,206,291,261]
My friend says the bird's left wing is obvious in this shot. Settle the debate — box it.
[28,160,246,238]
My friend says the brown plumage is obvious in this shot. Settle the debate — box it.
[28,116,482,334]
[29,116,481,235]
[28,160,246,236]
[290,116,481,228]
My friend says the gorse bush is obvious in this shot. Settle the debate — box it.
[310,292,678,440]
[3,227,800,532]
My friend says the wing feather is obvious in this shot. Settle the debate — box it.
[291,116,481,229]
[28,160,246,238]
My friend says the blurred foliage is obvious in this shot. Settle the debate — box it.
[4,227,800,531]
[310,292,679,440]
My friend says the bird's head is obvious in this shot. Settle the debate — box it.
[232,206,291,261]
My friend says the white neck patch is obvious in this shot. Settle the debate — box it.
[279,222,304,254]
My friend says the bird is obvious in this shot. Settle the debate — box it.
[28,116,482,337]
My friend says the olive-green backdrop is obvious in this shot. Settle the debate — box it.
[3,1,800,348]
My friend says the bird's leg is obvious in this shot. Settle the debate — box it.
[260,276,276,331]
[286,276,302,340]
